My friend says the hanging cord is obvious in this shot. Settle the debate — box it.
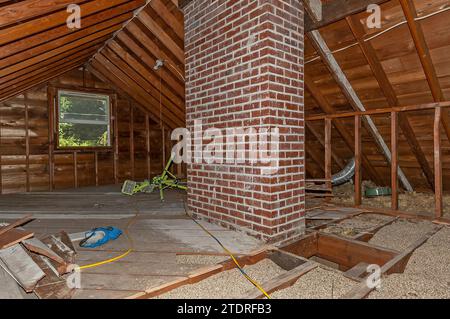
[183,202,272,299]
[306,5,450,64]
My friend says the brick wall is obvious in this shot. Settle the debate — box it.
[184,0,305,245]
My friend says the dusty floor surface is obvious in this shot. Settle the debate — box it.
[332,182,450,217]
[155,259,286,299]
[369,227,450,299]
[321,213,393,238]
[176,255,228,265]
[271,267,357,299]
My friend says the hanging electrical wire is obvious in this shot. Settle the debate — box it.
[306,5,450,64]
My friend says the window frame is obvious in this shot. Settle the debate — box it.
[55,88,114,151]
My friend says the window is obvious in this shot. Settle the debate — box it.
[57,90,111,148]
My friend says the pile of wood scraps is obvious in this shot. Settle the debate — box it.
[306,179,333,200]
[0,215,77,299]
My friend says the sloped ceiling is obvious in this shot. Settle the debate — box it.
[1,0,450,190]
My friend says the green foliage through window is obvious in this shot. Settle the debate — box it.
[58,90,111,148]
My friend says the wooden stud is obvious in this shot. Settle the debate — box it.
[308,30,412,192]
[324,118,332,192]
[162,126,166,170]
[24,93,30,192]
[391,112,398,210]
[73,152,78,188]
[434,107,443,218]
[145,113,151,179]
[0,102,2,195]
[347,15,434,191]
[306,122,344,170]
[47,86,55,191]
[399,0,450,144]
[94,151,99,187]
[305,75,382,185]
[130,103,135,180]
[113,96,119,184]
[354,115,362,206]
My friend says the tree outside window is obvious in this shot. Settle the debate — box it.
[57,90,111,148]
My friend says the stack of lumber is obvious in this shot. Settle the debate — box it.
[306,179,333,199]
[0,215,76,299]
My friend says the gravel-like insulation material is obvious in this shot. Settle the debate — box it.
[271,267,357,299]
[369,227,450,299]
[156,259,286,299]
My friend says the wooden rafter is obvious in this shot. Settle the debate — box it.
[399,0,450,143]
[346,15,435,191]
[307,30,413,191]
[303,0,390,32]
[306,122,345,170]
[0,0,147,100]
[305,74,383,186]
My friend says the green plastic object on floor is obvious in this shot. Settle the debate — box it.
[151,154,187,201]
[121,155,187,201]
[365,187,392,198]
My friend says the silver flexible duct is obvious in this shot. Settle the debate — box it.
[332,158,355,186]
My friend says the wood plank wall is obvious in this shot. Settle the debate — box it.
[0,68,178,194]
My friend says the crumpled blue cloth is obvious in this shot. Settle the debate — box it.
[80,227,123,248]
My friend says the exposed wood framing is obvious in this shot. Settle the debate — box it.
[308,30,413,191]
[346,15,434,190]
[306,123,345,170]
[342,226,442,299]
[324,119,332,191]
[305,75,383,185]
[354,115,362,206]
[399,0,450,144]
[434,107,443,218]
[391,112,399,210]
[303,0,390,32]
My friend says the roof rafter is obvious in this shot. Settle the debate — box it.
[307,29,414,191]
[305,74,384,186]
[346,15,435,191]
[399,0,450,144]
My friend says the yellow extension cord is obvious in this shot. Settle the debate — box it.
[78,201,271,299]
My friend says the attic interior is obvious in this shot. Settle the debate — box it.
[0,0,449,300]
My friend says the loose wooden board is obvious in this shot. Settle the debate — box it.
[0,228,34,249]
[0,244,45,292]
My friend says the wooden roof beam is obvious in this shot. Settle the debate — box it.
[0,0,84,28]
[306,122,345,170]
[346,15,435,191]
[0,13,132,69]
[0,0,142,46]
[116,31,184,96]
[0,26,121,78]
[179,0,389,31]
[0,0,145,59]
[305,74,383,186]
[0,42,103,86]
[101,45,185,122]
[303,0,390,32]
[91,55,182,128]
[137,10,184,63]
[0,62,87,102]
[126,21,184,80]
[307,29,413,191]
[399,0,450,144]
